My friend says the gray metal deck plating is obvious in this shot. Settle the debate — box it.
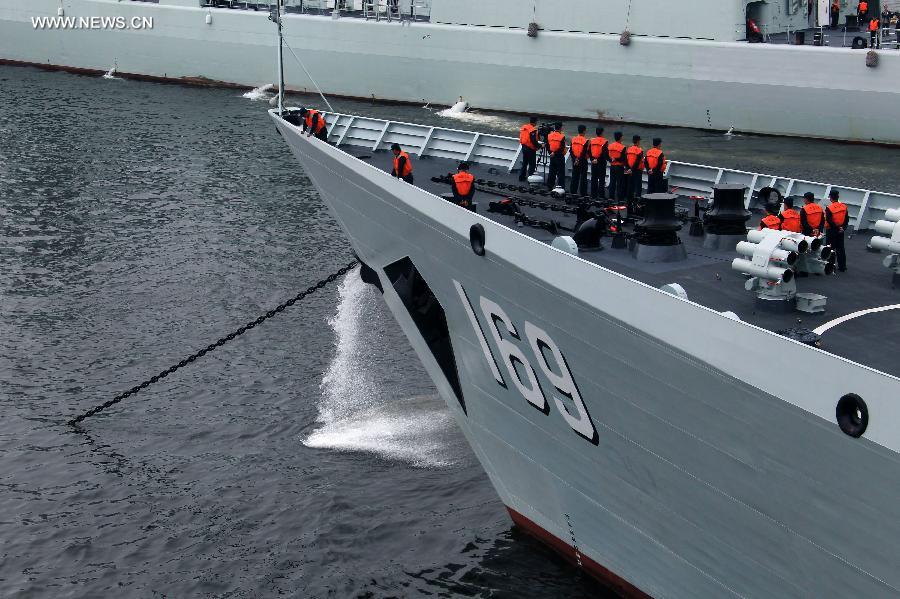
[340,144,900,379]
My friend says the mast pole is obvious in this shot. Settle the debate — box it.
[276,0,285,116]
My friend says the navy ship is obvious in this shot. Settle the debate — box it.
[272,107,900,597]
[2,0,900,143]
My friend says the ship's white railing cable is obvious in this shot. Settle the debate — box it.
[315,111,900,230]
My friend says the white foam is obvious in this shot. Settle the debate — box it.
[435,107,518,129]
[242,83,275,101]
[303,268,459,468]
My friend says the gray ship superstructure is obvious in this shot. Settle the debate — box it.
[2,0,900,143]
[273,109,900,598]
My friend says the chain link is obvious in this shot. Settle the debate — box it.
[68,260,359,427]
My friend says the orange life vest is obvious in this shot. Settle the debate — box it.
[803,202,824,229]
[570,135,587,159]
[519,123,538,150]
[589,136,607,160]
[781,208,802,233]
[826,201,848,228]
[759,215,782,231]
[608,142,626,166]
[393,151,412,178]
[453,171,475,198]
[547,131,566,154]
[859,1,869,13]
[626,145,644,170]
[306,109,326,134]
[644,147,666,174]
[869,17,879,31]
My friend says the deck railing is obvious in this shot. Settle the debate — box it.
[316,111,900,231]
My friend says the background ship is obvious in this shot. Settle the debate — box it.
[2,0,900,143]
[271,108,900,597]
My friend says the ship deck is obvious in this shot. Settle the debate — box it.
[343,147,900,379]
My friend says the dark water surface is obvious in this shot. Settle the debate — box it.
[2,65,899,598]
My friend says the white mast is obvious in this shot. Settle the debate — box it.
[272,0,285,116]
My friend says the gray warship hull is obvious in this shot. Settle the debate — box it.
[272,111,900,597]
[3,0,900,144]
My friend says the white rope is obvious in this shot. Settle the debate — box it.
[282,36,335,113]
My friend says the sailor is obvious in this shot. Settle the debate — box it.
[451,162,476,207]
[546,123,567,191]
[299,107,328,142]
[518,116,540,182]
[780,197,802,233]
[758,203,783,231]
[569,125,589,196]
[868,16,880,48]
[831,0,841,29]
[390,143,414,184]
[825,189,849,271]
[606,132,627,201]
[800,192,825,237]
[858,0,869,23]
[625,135,645,213]
[588,127,609,200]
[644,138,667,194]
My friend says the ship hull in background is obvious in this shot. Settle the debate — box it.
[272,113,900,598]
[2,0,900,144]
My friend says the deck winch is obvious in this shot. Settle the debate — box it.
[703,184,752,250]
[631,193,687,262]
[870,208,900,286]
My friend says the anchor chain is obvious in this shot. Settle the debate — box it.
[68,260,359,427]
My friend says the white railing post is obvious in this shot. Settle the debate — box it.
[372,120,390,151]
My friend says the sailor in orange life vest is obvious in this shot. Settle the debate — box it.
[800,192,825,237]
[588,126,609,200]
[780,197,802,233]
[644,137,667,194]
[606,131,627,202]
[825,189,849,272]
[298,107,328,142]
[625,134,645,213]
[518,116,540,182]
[569,125,589,196]
[869,16,880,48]
[545,122,567,191]
[758,203,783,231]
[858,0,869,22]
[390,143,414,184]
[450,162,476,207]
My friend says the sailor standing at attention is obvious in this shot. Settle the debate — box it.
[607,132,627,201]
[825,189,849,272]
[830,0,841,29]
[518,116,540,182]
[644,138,667,194]
[800,192,825,237]
[390,143,414,184]
[625,135,645,213]
[569,125,589,196]
[299,107,329,142]
[868,16,880,48]
[857,0,869,23]
[780,197,802,233]
[588,126,608,200]
[451,162,476,208]
[546,123,567,191]
[758,203,783,230]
